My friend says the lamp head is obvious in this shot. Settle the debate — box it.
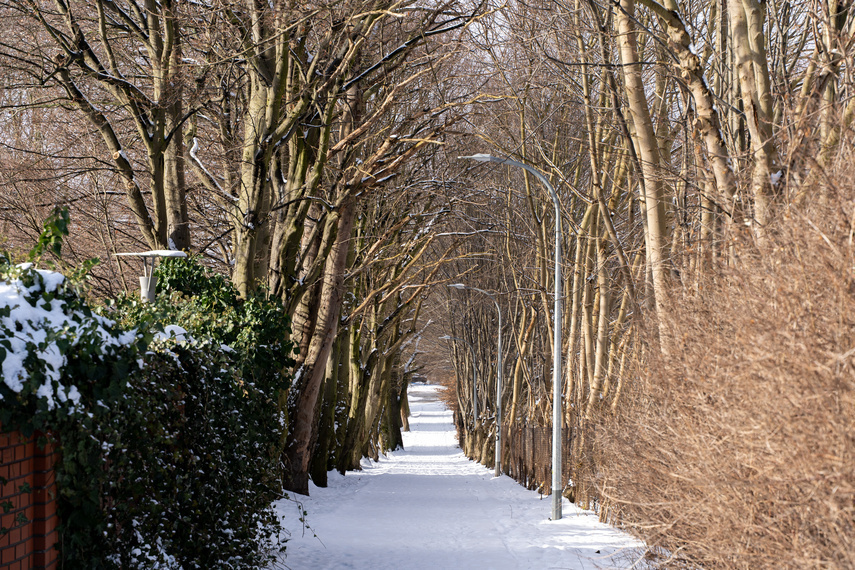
[458,153,496,163]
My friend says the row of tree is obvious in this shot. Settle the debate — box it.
[2,0,854,565]
[429,0,854,566]
[0,0,486,494]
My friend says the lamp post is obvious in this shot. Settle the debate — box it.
[448,283,503,477]
[460,153,565,520]
[439,335,479,428]
[114,250,188,303]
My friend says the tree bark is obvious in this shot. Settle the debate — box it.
[615,0,673,353]
[283,195,356,494]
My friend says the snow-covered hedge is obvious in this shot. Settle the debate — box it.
[0,262,143,430]
[90,334,285,569]
[1,253,291,568]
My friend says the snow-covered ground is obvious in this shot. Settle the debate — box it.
[273,384,645,570]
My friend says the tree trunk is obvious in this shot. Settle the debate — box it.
[309,336,342,488]
[283,195,356,494]
[399,380,411,432]
[728,0,778,236]
[616,0,673,353]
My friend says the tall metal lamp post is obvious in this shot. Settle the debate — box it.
[460,153,565,520]
[447,283,503,478]
[439,335,479,428]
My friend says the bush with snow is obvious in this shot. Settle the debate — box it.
[96,256,296,568]
[1,217,293,568]
[0,261,143,432]
[89,333,286,569]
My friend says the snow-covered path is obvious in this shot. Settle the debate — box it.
[273,384,643,570]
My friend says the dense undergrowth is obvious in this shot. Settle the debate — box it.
[595,193,855,568]
[0,210,295,568]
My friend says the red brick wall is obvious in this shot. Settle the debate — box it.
[0,430,58,570]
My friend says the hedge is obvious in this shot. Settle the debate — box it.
[1,208,294,568]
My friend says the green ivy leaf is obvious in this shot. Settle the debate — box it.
[28,206,70,264]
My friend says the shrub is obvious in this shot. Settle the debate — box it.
[596,203,855,568]
[0,260,143,433]
[101,256,297,567]
[87,336,286,569]
[1,210,294,568]
[114,256,295,391]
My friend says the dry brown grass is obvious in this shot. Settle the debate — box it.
[596,194,855,568]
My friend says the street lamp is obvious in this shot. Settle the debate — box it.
[447,283,503,478]
[114,250,188,303]
[460,153,565,520]
[439,335,479,428]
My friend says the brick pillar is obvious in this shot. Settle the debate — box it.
[30,438,58,569]
[0,430,58,570]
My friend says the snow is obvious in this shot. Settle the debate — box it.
[1,273,71,399]
[770,170,783,186]
[0,267,134,410]
[153,324,193,342]
[273,384,644,569]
